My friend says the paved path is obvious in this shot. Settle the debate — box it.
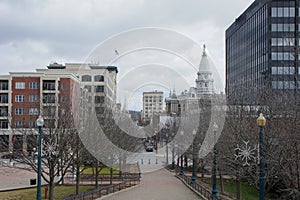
[98,168,200,200]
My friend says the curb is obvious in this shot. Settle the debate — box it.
[96,183,141,200]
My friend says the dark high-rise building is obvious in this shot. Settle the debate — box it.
[226,0,300,105]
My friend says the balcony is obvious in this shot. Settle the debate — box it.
[0,107,8,117]
[0,94,8,104]
[0,82,8,90]
[43,81,56,91]
[43,94,56,104]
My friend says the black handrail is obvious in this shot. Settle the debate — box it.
[179,174,219,200]
[63,177,140,200]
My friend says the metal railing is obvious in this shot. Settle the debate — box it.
[179,174,218,200]
[63,177,140,200]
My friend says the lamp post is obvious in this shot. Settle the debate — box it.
[179,131,184,175]
[166,133,169,165]
[257,113,266,200]
[9,151,12,164]
[171,112,177,169]
[212,122,219,199]
[191,129,197,183]
[36,115,44,200]
[172,134,175,169]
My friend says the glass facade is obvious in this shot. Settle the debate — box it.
[226,0,300,105]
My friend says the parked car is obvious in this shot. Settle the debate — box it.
[145,144,154,152]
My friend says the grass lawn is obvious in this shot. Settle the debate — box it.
[82,167,120,175]
[0,185,94,200]
[219,180,266,200]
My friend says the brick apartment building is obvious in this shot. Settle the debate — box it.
[0,63,118,157]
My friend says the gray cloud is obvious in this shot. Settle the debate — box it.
[0,0,254,103]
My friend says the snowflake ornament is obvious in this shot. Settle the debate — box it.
[43,140,58,158]
[234,140,257,166]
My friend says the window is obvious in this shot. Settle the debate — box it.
[271,52,294,60]
[94,75,104,82]
[29,121,36,128]
[15,121,24,128]
[272,81,295,89]
[15,82,25,89]
[15,108,25,115]
[61,96,65,102]
[0,94,8,103]
[272,67,295,75]
[271,23,294,32]
[29,82,38,89]
[61,83,65,90]
[15,95,25,102]
[44,107,56,116]
[82,75,91,82]
[95,107,105,114]
[29,108,39,115]
[29,95,39,102]
[271,38,294,46]
[95,86,104,93]
[0,81,8,90]
[0,107,8,116]
[95,96,105,103]
[272,7,295,17]
[84,85,91,92]
[0,120,8,129]
[43,94,56,103]
[43,81,55,90]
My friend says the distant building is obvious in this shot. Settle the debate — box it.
[142,91,164,124]
[0,63,118,156]
[37,63,118,114]
[0,72,80,154]
[226,0,300,105]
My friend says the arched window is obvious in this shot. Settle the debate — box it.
[82,75,91,82]
[94,75,104,82]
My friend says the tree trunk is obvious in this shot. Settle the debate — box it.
[119,157,122,178]
[219,169,224,193]
[110,167,113,185]
[48,168,55,200]
[95,164,99,188]
[236,177,241,200]
[76,162,80,195]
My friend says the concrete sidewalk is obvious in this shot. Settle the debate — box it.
[98,168,200,200]
[0,163,41,191]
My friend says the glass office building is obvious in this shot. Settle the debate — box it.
[226,0,300,105]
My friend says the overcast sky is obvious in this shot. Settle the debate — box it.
[0,0,254,109]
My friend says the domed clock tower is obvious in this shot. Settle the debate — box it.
[196,45,214,96]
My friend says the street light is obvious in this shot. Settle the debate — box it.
[36,115,44,200]
[172,132,175,169]
[212,122,219,199]
[171,113,177,169]
[179,131,184,175]
[166,133,169,165]
[9,151,12,164]
[191,129,197,183]
[257,113,266,200]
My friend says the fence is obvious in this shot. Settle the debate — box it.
[63,177,140,200]
[178,174,219,200]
